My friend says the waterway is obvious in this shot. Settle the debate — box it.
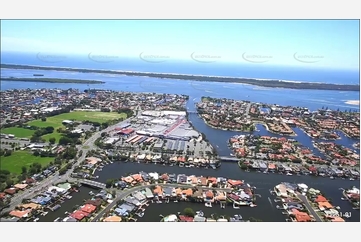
[1,68,359,222]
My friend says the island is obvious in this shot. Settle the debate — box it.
[1,77,105,84]
[1,63,359,91]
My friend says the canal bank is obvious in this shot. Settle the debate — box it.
[90,161,360,222]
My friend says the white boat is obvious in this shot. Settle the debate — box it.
[250,204,257,208]
[33,218,39,222]
[350,178,355,181]
[330,176,334,179]
[286,173,293,176]
[205,202,212,208]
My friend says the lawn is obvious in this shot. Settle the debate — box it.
[27,111,127,142]
[0,151,54,174]
[1,127,35,138]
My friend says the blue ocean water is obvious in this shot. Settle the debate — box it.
[0,52,360,112]
[1,52,359,84]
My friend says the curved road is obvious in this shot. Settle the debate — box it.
[92,184,232,222]
[1,119,132,214]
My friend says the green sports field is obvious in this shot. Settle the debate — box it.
[0,151,54,174]
[1,127,35,138]
[27,111,127,142]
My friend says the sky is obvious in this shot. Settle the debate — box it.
[1,20,359,70]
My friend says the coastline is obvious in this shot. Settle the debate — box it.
[0,77,105,84]
[345,100,360,106]
[1,64,360,91]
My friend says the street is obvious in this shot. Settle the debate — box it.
[1,118,132,214]
[92,183,232,222]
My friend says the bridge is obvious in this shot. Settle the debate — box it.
[218,156,240,162]
[79,179,106,189]
[187,111,198,114]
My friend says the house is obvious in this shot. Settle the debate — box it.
[163,187,174,197]
[85,198,102,207]
[4,188,16,195]
[139,171,150,182]
[179,215,194,222]
[81,204,97,214]
[144,188,154,199]
[115,203,136,216]
[124,196,141,206]
[103,215,122,222]
[132,191,146,203]
[275,184,288,197]
[70,210,89,221]
[177,174,187,183]
[9,209,32,218]
[193,215,206,222]
[153,186,164,197]
[63,217,77,222]
[291,209,312,222]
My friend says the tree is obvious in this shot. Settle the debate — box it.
[183,208,195,217]
[41,117,47,122]
[21,166,27,174]
[105,179,114,188]
[5,179,14,188]
[49,137,56,144]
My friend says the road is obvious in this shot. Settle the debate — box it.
[1,118,132,214]
[92,184,232,222]
[296,193,322,222]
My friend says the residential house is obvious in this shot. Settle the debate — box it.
[124,197,141,206]
[132,191,147,203]
[115,203,136,216]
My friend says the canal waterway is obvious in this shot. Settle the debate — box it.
[1,68,359,222]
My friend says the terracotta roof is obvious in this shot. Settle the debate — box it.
[81,204,97,214]
[315,195,327,202]
[103,215,122,222]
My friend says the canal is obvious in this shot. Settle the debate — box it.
[40,98,359,222]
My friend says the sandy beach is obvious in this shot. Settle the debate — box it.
[345,100,360,106]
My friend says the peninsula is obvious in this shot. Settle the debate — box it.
[1,64,359,91]
[1,77,105,84]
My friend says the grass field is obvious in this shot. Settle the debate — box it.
[27,111,127,142]
[0,151,54,174]
[1,127,35,138]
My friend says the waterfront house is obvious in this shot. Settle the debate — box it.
[163,187,174,197]
[115,203,136,216]
[275,184,289,197]
[285,202,303,210]
[160,173,169,182]
[148,172,159,180]
[63,217,77,222]
[193,215,206,222]
[291,209,312,222]
[9,209,32,219]
[182,188,193,197]
[133,191,147,203]
[124,197,141,207]
[115,181,127,189]
[177,174,187,183]
[139,171,150,182]
[314,195,328,203]
[70,210,89,221]
[144,188,154,199]
[85,198,102,207]
[131,174,143,184]
[204,190,214,202]
[198,177,208,186]
[31,195,52,205]
[19,203,41,210]
[317,201,333,210]
[179,215,194,222]
[168,173,177,183]
[103,215,122,222]
[153,186,164,198]
[192,189,203,199]
[227,179,243,188]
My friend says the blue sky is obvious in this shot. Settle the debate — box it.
[1,20,359,70]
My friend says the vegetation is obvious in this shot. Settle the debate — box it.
[0,127,35,138]
[1,77,105,84]
[0,151,54,174]
[183,207,195,217]
[2,64,359,91]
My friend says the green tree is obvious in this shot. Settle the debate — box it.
[21,166,27,174]
[49,137,56,144]
[183,208,195,217]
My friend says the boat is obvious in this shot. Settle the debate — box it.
[330,176,335,179]
[349,178,355,181]
[233,203,240,209]
[286,172,293,176]
[89,191,94,196]
[230,153,235,157]
[250,204,257,208]
[205,202,212,207]
[196,210,204,217]
[33,218,40,222]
